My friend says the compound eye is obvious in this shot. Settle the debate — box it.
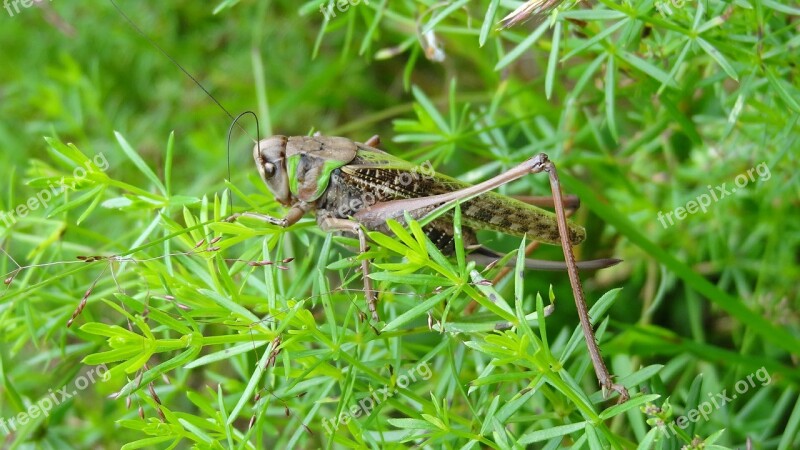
[262,162,276,178]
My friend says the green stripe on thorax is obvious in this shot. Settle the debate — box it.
[287,153,351,202]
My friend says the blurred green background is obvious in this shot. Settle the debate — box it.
[0,0,798,448]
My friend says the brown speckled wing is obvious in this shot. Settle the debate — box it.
[339,153,585,246]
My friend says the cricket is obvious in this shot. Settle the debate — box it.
[111,0,630,402]
[228,134,629,400]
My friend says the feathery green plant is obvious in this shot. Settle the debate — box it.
[0,1,797,448]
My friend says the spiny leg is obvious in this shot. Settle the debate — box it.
[318,216,380,328]
[354,153,628,400]
[467,247,621,272]
[226,212,289,227]
[229,207,381,331]
[357,225,378,324]
[535,155,629,402]
[225,203,309,227]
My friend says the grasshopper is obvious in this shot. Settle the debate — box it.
[227,134,629,401]
[110,0,629,401]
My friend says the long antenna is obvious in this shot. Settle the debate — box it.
[109,0,252,138]
[227,111,262,211]
[109,0,264,212]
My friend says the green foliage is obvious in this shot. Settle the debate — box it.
[0,0,798,448]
